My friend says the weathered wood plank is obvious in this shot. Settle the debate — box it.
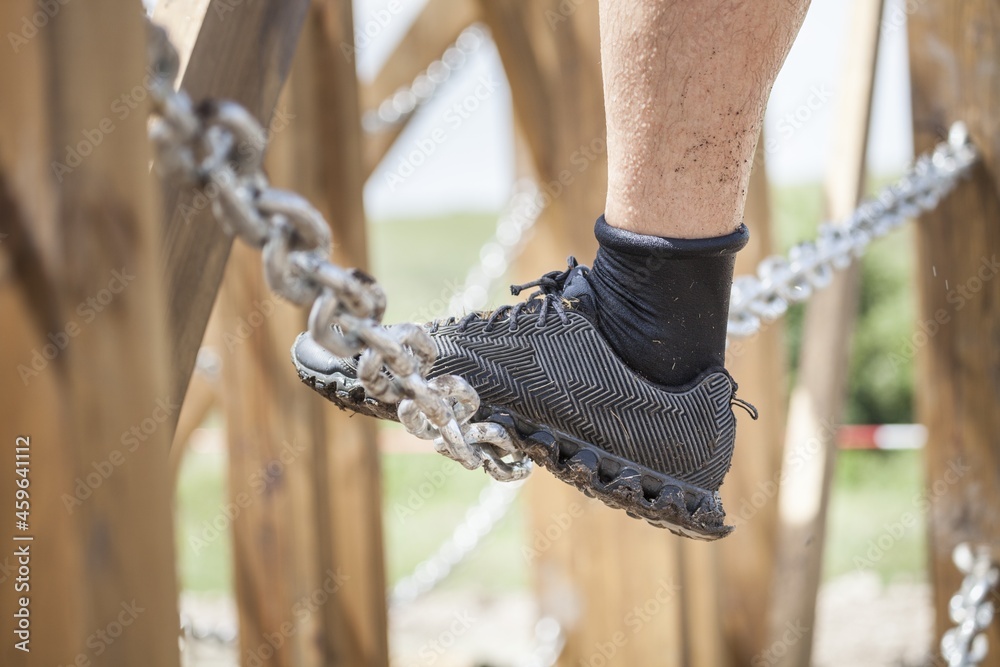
[909,1,1000,660]
[220,1,387,665]
[151,0,212,81]
[220,241,327,667]
[768,1,884,664]
[0,1,178,665]
[311,4,389,662]
[155,0,311,426]
[712,136,787,667]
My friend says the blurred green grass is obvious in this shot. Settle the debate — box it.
[176,183,930,595]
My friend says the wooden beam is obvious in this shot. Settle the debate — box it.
[169,346,221,485]
[768,1,884,664]
[313,3,389,661]
[221,1,387,665]
[909,1,1000,661]
[0,1,178,665]
[361,0,479,177]
[706,136,787,666]
[220,242,330,667]
[155,0,311,429]
[479,1,566,189]
[481,0,607,271]
[152,0,212,82]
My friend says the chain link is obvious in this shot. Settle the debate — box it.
[146,22,530,482]
[728,123,977,339]
[942,543,998,667]
[518,617,566,667]
[362,24,489,134]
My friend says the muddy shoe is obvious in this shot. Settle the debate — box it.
[293,230,752,540]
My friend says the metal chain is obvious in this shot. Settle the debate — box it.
[145,23,530,483]
[517,617,566,667]
[942,543,998,667]
[728,122,977,338]
[448,179,542,316]
[362,24,489,135]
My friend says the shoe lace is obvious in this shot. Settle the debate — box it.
[448,257,582,333]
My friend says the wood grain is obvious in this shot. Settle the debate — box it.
[768,1,884,664]
[0,1,178,664]
[909,1,1000,661]
[155,0,311,428]
[712,136,788,667]
[219,2,387,665]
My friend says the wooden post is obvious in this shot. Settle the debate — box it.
[701,137,788,667]
[768,1,884,664]
[909,1,1000,661]
[219,2,387,666]
[0,1,178,665]
[170,317,223,483]
[154,0,311,423]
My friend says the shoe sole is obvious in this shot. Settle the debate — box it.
[297,370,732,541]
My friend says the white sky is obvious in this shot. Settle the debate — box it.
[357,0,915,220]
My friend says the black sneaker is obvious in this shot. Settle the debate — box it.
[292,260,746,540]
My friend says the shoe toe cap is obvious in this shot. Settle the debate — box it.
[291,333,356,377]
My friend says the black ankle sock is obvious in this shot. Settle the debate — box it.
[583,216,749,387]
